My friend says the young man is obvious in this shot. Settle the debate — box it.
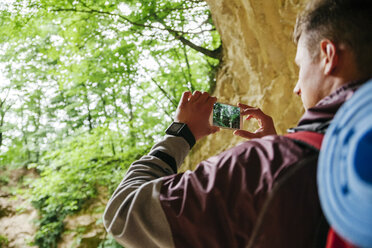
[103,0,372,247]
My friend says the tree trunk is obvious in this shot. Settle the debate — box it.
[126,84,135,147]
[82,82,93,132]
[0,112,5,148]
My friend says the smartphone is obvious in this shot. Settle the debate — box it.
[210,102,242,129]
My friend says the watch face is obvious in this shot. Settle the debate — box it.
[168,123,184,133]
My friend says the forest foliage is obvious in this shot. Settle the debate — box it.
[0,0,221,247]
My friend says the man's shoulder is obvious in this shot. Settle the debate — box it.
[204,134,315,168]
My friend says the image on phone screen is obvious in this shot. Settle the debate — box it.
[212,102,242,129]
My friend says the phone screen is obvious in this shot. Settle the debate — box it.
[212,102,241,129]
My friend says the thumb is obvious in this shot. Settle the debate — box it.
[233,130,257,139]
[210,126,220,134]
[179,91,192,106]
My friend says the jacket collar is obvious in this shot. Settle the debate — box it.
[288,80,367,134]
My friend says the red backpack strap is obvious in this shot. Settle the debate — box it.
[326,228,356,248]
[286,131,352,248]
[285,131,324,150]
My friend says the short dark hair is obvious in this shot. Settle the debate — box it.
[294,0,372,77]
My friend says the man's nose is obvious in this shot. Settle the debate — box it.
[293,82,301,96]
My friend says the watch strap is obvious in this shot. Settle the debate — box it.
[179,124,196,149]
[165,122,196,149]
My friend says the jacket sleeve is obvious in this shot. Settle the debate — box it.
[103,135,190,248]
[104,135,318,248]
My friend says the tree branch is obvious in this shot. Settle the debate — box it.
[182,44,195,92]
[137,84,173,119]
[151,78,178,108]
[155,15,222,60]
[52,7,222,60]
[171,48,193,92]
[53,8,188,34]
[176,35,222,60]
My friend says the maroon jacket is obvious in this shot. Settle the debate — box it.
[104,82,362,248]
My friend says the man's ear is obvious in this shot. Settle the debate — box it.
[320,39,338,75]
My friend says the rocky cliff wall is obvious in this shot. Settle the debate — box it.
[182,0,307,171]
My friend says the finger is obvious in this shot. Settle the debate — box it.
[243,110,274,129]
[189,91,202,102]
[233,129,260,139]
[197,92,210,103]
[241,107,261,115]
[238,103,255,109]
[179,91,192,106]
[241,108,265,119]
[238,103,265,119]
[210,126,220,133]
[206,96,217,107]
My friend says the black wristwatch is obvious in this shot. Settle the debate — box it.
[165,122,196,149]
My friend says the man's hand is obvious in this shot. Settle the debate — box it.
[174,91,220,141]
[233,103,277,139]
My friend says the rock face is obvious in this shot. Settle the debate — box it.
[0,168,38,248]
[182,0,307,170]
[0,196,37,248]
[58,187,108,248]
